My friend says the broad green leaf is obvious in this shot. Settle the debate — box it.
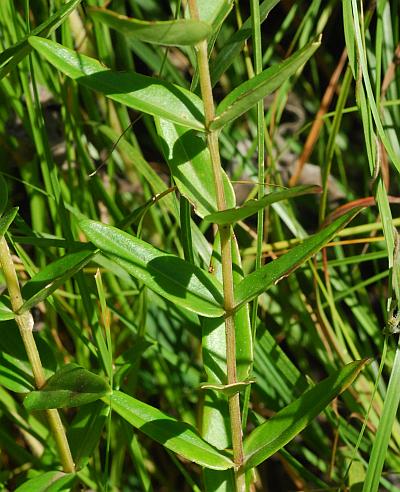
[0,175,8,216]
[204,185,320,225]
[0,0,82,80]
[15,471,75,492]
[19,249,96,314]
[234,208,362,310]
[203,469,235,492]
[243,359,369,470]
[24,363,111,411]
[80,219,224,318]
[110,390,234,470]
[0,207,18,238]
[157,118,236,218]
[210,0,280,86]
[210,38,320,130]
[90,8,211,46]
[28,37,205,131]
[68,401,110,469]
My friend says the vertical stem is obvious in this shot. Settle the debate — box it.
[0,237,75,473]
[188,1,245,489]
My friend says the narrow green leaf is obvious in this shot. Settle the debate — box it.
[0,175,8,216]
[0,298,14,321]
[243,359,369,470]
[15,471,75,492]
[110,390,234,470]
[19,249,96,314]
[200,379,255,397]
[68,401,110,469]
[211,37,320,130]
[0,207,18,238]
[0,0,82,80]
[362,345,400,492]
[28,37,205,131]
[210,0,280,86]
[90,8,211,46]
[24,364,111,411]
[80,219,224,318]
[157,118,236,218]
[234,208,362,310]
[204,185,320,225]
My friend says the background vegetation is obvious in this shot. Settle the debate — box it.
[0,0,399,490]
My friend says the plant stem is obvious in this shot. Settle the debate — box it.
[0,237,75,473]
[188,1,245,489]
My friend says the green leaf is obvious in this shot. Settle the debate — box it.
[23,364,111,411]
[234,208,362,310]
[15,471,75,492]
[0,0,82,80]
[204,185,320,225]
[200,379,255,397]
[28,37,205,131]
[19,249,96,314]
[0,207,18,238]
[210,0,280,86]
[0,175,8,216]
[210,37,320,130]
[68,401,110,469]
[362,346,400,492]
[157,118,236,218]
[243,359,369,470]
[110,390,234,470]
[0,298,14,321]
[90,8,211,46]
[80,219,224,318]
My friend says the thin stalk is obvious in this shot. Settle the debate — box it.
[243,0,266,432]
[188,1,245,488]
[0,237,75,473]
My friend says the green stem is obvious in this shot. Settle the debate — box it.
[0,237,75,473]
[188,1,245,488]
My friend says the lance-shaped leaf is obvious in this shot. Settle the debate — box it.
[235,208,362,310]
[110,390,234,470]
[24,364,111,411]
[204,185,320,225]
[0,0,82,80]
[28,37,205,131]
[15,471,75,492]
[90,8,211,46]
[80,219,224,318]
[210,0,280,86]
[0,297,13,321]
[0,207,18,238]
[243,359,369,470]
[210,37,321,130]
[157,118,236,218]
[19,248,96,314]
